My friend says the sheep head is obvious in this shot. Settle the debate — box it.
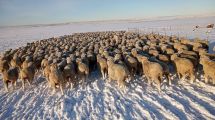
[50,63,58,71]
[139,56,148,63]
[170,54,178,61]
[107,57,114,67]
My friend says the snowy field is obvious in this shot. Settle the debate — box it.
[0,16,215,120]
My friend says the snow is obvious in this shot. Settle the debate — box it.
[0,16,215,53]
[0,16,215,120]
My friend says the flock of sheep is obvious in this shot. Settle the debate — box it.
[0,31,215,94]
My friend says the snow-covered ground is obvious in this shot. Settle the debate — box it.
[0,16,215,120]
[0,16,215,53]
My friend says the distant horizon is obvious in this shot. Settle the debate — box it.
[1,14,215,28]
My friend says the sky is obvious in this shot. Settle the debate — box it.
[0,0,215,26]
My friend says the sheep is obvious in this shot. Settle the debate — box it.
[178,53,199,71]
[150,56,171,85]
[124,55,138,77]
[60,56,77,87]
[1,31,210,93]
[87,52,97,72]
[21,56,32,69]
[200,56,215,84]
[20,61,36,90]
[57,58,67,71]
[192,41,203,48]
[1,66,19,92]
[0,60,10,73]
[63,62,77,88]
[142,45,149,52]
[10,55,22,68]
[171,54,195,83]
[165,48,175,55]
[139,56,163,92]
[43,65,51,82]
[97,55,108,79]
[178,50,198,58]
[107,58,130,89]
[41,58,49,69]
[48,63,65,94]
[113,35,120,44]
[33,55,43,73]
[76,58,90,86]
[157,54,170,63]
[131,48,138,57]
[180,39,191,45]
[114,53,123,63]
[200,53,215,60]
[173,43,188,51]
[149,49,159,57]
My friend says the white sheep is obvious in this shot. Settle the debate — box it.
[107,58,130,89]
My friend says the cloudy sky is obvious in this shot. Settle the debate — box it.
[0,0,215,26]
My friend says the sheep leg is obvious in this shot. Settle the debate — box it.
[101,70,105,79]
[22,80,25,91]
[181,74,186,81]
[131,68,134,77]
[14,80,17,88]
[211,75,215,85]
[121,80,126,89]
[76,74,80,84]
[155,78,161,93]
[165,74,171,86]
[177,73,181,79]
[44,71,49,82]
[82,75,85,87]
[204,74,209,84]
[71,77,76,89]
[12,81,15,90]
[69,77,73,89]
[3,81,9,92]
[118,80,125,89]
[108,78,111,82]
[130,69,135,80]
[146,76,151,86]
[108,76,112,82]
[47,80,51,88]
[190,74,195,84]
[27,79,31,86]
[104,72,106,79]
[60,84,64,95]
[105,70,108,79]
[46,77,50,82]
[52,87,56,94]
[134,67,137,76]
[73,76,78,88]
[50,82,56,94]
[213,79,215,85]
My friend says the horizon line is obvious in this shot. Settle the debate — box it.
[1,14,215,28]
